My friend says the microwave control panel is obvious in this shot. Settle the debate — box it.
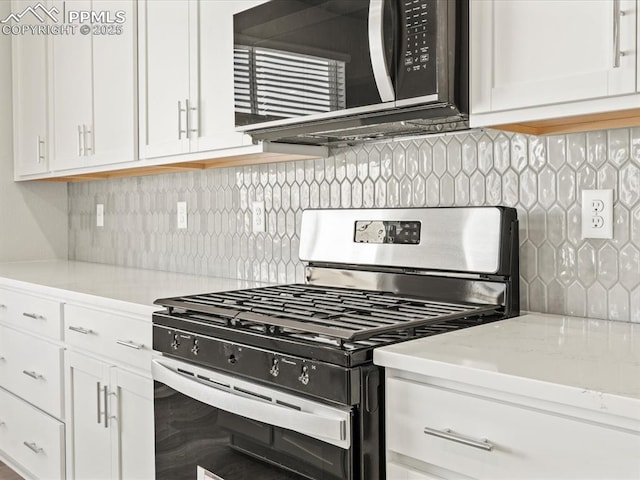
[397,0,438,100]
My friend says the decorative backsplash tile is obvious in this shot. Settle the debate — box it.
[68,128,640,323]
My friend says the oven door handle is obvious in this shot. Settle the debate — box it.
[369,0,395,102]
[152,359,351,449]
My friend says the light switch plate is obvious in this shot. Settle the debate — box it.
[177,201,187,229]
[96,204,104,227]
[581,189,613,239]
[252,201,265,233]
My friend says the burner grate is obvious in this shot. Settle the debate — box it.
[155,284,500,343]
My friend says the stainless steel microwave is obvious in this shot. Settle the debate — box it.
[233,0,468,145]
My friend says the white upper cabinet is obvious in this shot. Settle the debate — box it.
[139,0,252,159]
[471,0,637,123]
[50,0,137,171]
[12,0,50,177]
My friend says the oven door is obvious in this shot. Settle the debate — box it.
[152,356,354,480]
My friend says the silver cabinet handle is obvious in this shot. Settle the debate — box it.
[368,0,394,102]
[116,339,143,350]
[423,426,493,451]
[0,304,6,309]
[103,385,109,428]
[23,370,44,380]
[186,98,198,138]
[178,100,187,139]
[0,421,5,426]
[97,382,102,424]
[69,325,92,335]
[23,441,43,454]
[613,0,624,68]
[0,356,5,361]
[78,125,84,156]
[84,124,93,154]
[23,312,45,320]
[36,135,45,164]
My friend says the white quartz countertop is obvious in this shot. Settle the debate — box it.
[374,313,640,420]
[0,260,267,315]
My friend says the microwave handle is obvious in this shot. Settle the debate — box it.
[152,358,350,449]
[368,0,395,102]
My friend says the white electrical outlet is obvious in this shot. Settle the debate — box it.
[177,201,188,229]
[581,189,613,239]
[252,201,265,233]
[96,204,104,227]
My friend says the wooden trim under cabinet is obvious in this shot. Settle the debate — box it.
[491,108,640,136]
[27,147,326,183]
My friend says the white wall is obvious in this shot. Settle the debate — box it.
[0,1,68,261]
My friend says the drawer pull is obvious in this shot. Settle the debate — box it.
[423,426,493,452]
[22,312,45,320]
[23,441,44,454]
[0,356,5,361]
[23,370,44,380]
[69,325,93,335]
[0,304,6,309]
[116,339,143,350]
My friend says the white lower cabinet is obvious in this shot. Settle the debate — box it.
[0,387,65,480]
[385,375,640,479]
[66,350,154,480]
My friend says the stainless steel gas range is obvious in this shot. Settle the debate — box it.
[151,207,519,480]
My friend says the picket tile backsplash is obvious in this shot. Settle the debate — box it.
[68,128,640,322]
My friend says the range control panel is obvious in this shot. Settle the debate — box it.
[397,0,438,100]
[152,324,357,405]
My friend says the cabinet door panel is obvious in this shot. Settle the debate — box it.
[473,0,636,113]
[12,11,49,176]
[111,368,154,480]
[91,0,137,166]
[50,0,93,170]
[194,0,249,152]
[139,0,190,158]
[67,351,112,480]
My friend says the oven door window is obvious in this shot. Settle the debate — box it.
[153,358,354,480]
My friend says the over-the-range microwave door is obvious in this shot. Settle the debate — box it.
[233,0,399,130]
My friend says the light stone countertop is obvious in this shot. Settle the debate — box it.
[0,259,268,316]
[374,313,640,420]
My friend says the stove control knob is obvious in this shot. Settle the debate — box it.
[298,365,310,385]
[269,358,280,377]
[190,339,199,356]
[170,334,180,350]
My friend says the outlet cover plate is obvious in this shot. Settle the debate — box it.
[177,201,187,229]
[581,189,613,239]
[252,201,265,233]
[96,204,104,227]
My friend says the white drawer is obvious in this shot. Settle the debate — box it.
[64,304,152,371]
[0,289,63,340]
[387,461,446,480]
[386,377,640,480]
[1,327,64,418]
[0,387,65,480]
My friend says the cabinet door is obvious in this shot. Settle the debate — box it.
[472,0,637,113]
[50,0,93,170]
[110,368,155,480]
[66,351,112,480]
[90,0,137,166]
[139,0,191,158]
[12,4,49,176]
[192,0,253,152]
